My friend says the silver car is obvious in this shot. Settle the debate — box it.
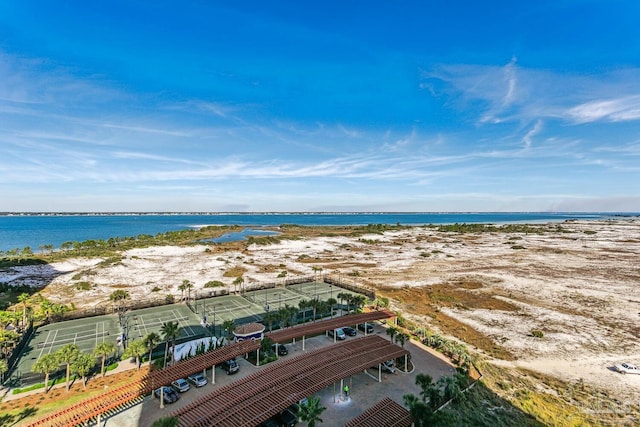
[171,378,190,392]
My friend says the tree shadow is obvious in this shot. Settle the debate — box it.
[0,405,40,427]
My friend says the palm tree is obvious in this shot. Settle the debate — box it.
[314,300,328,321]
[232,276,244,295]
[395,332,409,348]
[178,282,187,301]
[298,396,326,427]
[277,306,290,328]
[94,342,116,377]
[183,280,194,303]
[312,266,322,283]
[263,311,279,332]
[143,332,161,366]
[402,394,432,427]
[352,295,367,313]
[32,353,59,394]
[298,299,310,323]
[70,352,95,389]
[37,299,53,322]
[56,343,80,392]
[287,304,299,326]
[160,321,180,367]
[386,326,399,343]
[122,339,147,370]
[326,297,337,318]
[336,292,348,314]
[438,375,465,403]
[222,319,235,340]
[18,293,30,327]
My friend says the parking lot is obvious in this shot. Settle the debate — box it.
[103,322,455,427]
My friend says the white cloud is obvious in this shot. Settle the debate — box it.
[423,62,640,126]
[566,95,640,123]
[522,120,543,149]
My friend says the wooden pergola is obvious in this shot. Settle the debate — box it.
[27,310,396,427]
[343,397,414,427]
[173,334,409,427]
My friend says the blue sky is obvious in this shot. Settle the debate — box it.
[1,1,639,212]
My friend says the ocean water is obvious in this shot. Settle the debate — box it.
[0,212,627,252]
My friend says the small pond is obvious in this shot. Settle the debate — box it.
[201,228,279,244]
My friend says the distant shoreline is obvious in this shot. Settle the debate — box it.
[1,211,639,217]
[1,213,637,253]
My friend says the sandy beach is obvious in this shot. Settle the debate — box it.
[2,218,639,405]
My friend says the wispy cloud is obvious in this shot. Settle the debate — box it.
[422,62,640,126]
[566,95,640,123]
[522,120,543,149]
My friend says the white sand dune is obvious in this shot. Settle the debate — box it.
[3,219,639,399]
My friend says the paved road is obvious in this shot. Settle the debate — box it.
[103,323,455,427]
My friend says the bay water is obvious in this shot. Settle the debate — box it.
[0,212,626,252]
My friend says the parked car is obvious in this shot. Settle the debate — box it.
[153,386,180,403]
[328,328,346,340]
[381,360,396,373]
[272,343,288,356]
[342,326,357,336]
[614,362,640,374]
[171,378,190,393]
[275,408,298,427]
[187,372,208,387]
[220,358,239,374]
[358,323,374,333]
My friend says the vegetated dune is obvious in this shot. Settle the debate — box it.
[3,219,640,409]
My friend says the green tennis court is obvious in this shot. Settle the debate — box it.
[244,287,308,312]
[16,314,121,375]
[194,295,265,325]
[123,304,206,342]
[287,281,362,303]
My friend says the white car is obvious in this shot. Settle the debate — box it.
[614,362,640,375]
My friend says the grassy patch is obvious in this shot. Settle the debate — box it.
[379,282,517,359]
[222,266,246,277]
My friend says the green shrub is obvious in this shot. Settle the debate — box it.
[204,280,225,288]
[75,281,92,291]
[530,329,544,338]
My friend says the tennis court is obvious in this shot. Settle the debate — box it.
[244,287,308,312]
[124,304,206,342]
[17,314,121,375]
[287,281,362,305]
[194,295,265,325]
